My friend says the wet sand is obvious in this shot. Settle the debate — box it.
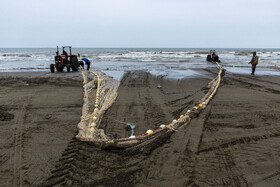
[1,70,280,186]
[0,72,83,186]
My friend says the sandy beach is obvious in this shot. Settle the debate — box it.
[0,69,280,186]
[1,0,280,185]
[0,72,83,186]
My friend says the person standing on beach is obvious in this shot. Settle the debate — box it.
[249,52,258,75]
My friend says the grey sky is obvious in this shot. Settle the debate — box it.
[0,0,279,48]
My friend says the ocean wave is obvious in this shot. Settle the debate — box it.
[2,54,32,57]
[130,51,155,54]
[36,58,53,61]
[0,67,48,70]
[234,53,250,56]
[179,60,190,62]
[95,53,202,61]
[130,51,196,55]
[140,59,156,62]
[192,52,209,54]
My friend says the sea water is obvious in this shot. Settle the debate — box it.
[0,48,279,79]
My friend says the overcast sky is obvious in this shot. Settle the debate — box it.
[0,0,279,48]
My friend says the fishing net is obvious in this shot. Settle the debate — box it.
[76,63,225,151]
[76,70,118,141]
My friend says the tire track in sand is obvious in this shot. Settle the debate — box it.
[41,71,214,186]
[191,74,280,186]
[11,92,35,187]
[42,136,146,186]
[198,126,280,154]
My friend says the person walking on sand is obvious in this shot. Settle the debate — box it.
[249,51,258,75]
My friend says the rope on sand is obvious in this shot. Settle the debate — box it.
[208,62,222,100]
[76,63,225,150]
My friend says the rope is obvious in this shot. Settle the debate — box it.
[208,62,222,100]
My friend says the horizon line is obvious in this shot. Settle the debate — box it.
[0,47,279,49]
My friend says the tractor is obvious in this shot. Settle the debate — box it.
[50,46,82,73]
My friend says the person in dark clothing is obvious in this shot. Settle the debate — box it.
[62,50,68,62]
[212,53,221,62]
[63,50,68,56]
[82,58,91,71]
[249,51,259,75]
[211,50,216,59]
[206,52,212,62]
[210,50,221,63]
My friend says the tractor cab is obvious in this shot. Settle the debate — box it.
[50,46,80,73]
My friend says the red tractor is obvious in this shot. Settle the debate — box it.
[50,46,82,73]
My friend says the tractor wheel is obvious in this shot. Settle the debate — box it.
[71,65,79,71]
[50,64,55,73]
[66,64,71,72]
[57,67,63,72]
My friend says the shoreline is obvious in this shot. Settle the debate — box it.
[0,64,279,79]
